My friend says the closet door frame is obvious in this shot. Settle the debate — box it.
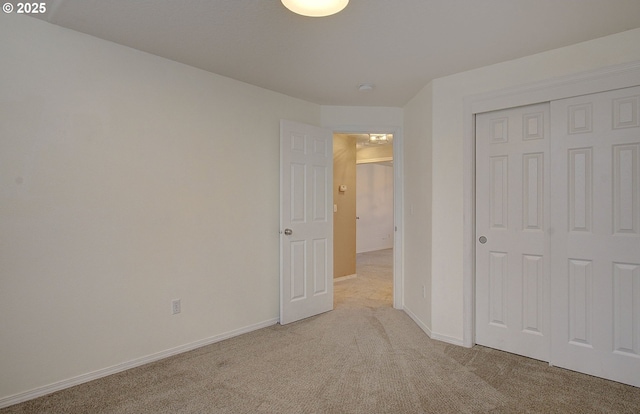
[462,61,640,348]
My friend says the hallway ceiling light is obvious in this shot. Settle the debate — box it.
[369,134,388,144]
[281,0,349,17]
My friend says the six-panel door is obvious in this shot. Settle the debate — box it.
[550,86,640,387]
[476,103,551,362]
[280,120,334,325]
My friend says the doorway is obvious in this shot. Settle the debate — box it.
[333,133,395,305]
[279,120,403,324]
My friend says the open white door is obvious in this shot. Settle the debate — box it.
[280,120,333,325]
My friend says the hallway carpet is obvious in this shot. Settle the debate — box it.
[3,249,640,413]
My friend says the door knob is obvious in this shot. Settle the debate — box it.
[479,236,487,244]
[284,228,293,235]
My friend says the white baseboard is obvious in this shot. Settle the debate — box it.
[334,273,357,282]
[403,305,432,337]
[403,306,465,347]
[430,332,465,347]
[0,318,279,409]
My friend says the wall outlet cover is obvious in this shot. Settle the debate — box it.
[171,299,181,314]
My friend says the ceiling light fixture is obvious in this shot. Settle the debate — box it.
[281,0,349,17]
[369,134,388,144]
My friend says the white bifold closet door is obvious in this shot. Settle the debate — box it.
[550,86,640,387]
[476,85,640,387]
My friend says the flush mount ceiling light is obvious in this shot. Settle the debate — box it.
[369,134,388,144]
[281,0,349,17]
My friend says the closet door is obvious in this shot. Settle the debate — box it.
[550,86,640,387]
[476,103,550,361]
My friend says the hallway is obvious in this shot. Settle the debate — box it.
[334,248,393,308]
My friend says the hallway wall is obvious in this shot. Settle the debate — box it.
[333,135,357,278]
[356,163,394,253]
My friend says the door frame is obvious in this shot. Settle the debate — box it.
[326,125,404,309]
[462,60,640,348]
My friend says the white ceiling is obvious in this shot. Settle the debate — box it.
[32,0,640,107]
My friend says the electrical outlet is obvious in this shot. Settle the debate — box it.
[171,299,181,315]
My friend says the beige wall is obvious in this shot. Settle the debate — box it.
[0,13,321,402]
[333,135,357,278]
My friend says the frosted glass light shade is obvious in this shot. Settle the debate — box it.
[281,0,349,17]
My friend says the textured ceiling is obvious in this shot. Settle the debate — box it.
[32,0,640,107]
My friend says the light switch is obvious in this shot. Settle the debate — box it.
[334,204,338,213]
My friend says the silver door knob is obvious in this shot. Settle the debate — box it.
[284,229,293,235]
[479,236,487,244]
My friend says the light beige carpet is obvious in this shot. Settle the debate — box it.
[3,249,640,413]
